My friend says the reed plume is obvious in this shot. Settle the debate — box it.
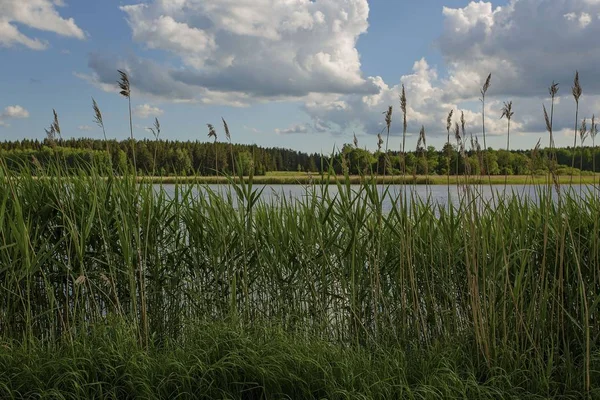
[549,81,559,148]
[446,109,453,189]
[92,98,111,168]
[383,106,392,175]
[454,121,461,182]
[118,69,136,173]
[570,71,582,184]
[480,74,491,167]
[222,118,235,176]
[501,101,514,189]
[52,109,62,141]
[208,124,218,174]
[148,118,161,176]
[400,85,407,177]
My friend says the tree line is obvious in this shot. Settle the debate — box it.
[0,137,598,176]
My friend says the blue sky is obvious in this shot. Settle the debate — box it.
[2,0,600,154]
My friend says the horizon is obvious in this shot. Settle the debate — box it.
[1,1,600,154]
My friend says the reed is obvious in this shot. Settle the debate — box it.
[501,101,514,190]
[0,70,598,399]
[570,71,582,185]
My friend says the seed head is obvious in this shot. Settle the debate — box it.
[222,117,231,142]
[454,122,461,143]
[500,101,514,121]
[377,133,383,151]
[383,106,392,132]
[45,124,56,145]
[572,71,582,104]
[117,69,131,98]
[92,98,103,128]
[207,123,217,141]
[52,109,61,138]
[543,104,552,133]
[580,118,588,144]
[446,109,454,133]
[417,125,426,151]
[400,85,407,114]
[148,118,161,140]
[480,73,492,97]
[549,81,559,99]
[353,132,358,148]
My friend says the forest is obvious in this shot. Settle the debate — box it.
[0,137,597,176]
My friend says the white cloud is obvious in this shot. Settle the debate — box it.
[85,0,376,104]
[565,11,592,27]
[2,105,30,119]
[0,105,30,127]
[275,123,310,135]
[134,104,164,118]
[79,0,600,148]
[299,0,600,144]
[0,0,85,50]
[78,125,92,131]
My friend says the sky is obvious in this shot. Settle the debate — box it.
[1,0,600,154]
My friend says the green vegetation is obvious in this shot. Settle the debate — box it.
[0,160,599,398]
[1,138,600,178]
[1,70,600,398]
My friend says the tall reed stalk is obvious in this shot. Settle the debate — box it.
[591,115,598,189]
[570,71,582,185]
[446,109,453,197]
[500,101,514,191]
[208,124,218,174]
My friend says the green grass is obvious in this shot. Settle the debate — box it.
[0,159,599,398]
[3,321,594,399]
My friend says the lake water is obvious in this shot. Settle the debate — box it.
[157,183,595,211]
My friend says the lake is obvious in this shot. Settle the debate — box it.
[157,183,594,211]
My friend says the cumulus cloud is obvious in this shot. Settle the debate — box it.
[79,0,600,146]
[134,104,164,118]
[300,0,600,142]
[0,105,30,127]
[78,125,92,131]
[2,105,30,119]
[0,0,85,50]
[437,0,600,99]
[85,0,376,103]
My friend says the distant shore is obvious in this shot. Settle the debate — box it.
[136,173,600,185]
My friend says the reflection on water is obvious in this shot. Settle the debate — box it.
[157,183,595,211]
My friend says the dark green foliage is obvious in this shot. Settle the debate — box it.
[1,138,599,176]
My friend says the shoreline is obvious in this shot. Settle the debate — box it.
[137,174,599,185]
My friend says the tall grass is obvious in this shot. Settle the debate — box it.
[0,158,598,396]
[0,70,599,398]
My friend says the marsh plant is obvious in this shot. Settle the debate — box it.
[0,69,598,399]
